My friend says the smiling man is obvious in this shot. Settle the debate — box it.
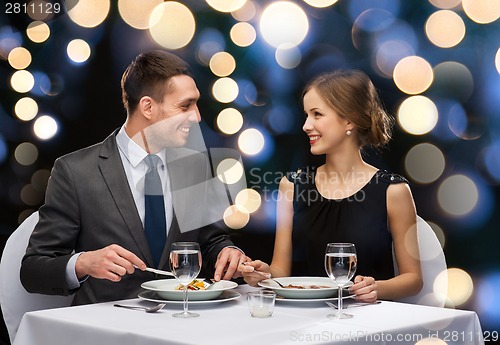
[20,50,246,305]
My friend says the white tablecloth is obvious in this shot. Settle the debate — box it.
[14,285,484,345]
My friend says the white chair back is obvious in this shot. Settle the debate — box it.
[394,216,448,307]
[0,212,73,344]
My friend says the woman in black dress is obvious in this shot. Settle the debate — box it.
[241,70,423,302]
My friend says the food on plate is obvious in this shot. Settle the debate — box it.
[283,284,331,289]
[174,279,206,290]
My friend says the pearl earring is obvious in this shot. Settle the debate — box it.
[346,130,352,136]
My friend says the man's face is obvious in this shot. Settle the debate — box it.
[146,75,201,150]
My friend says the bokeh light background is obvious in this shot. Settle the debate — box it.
[1,0,500,340]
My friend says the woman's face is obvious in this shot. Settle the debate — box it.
[302,87,351,155]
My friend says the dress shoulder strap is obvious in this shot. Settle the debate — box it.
[286,166,315,184]
[375,170,409,184]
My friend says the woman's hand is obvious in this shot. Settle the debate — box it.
[238,260,271,287]
[349,275,378,303]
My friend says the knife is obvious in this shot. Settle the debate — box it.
[134,265,175,277]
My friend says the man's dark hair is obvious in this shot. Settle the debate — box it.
[121,50,193,114]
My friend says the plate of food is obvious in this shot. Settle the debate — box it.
[140,279,238,301]
[138,290,241,304]
[258,277,353,299]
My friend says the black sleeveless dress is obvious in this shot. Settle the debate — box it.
[286,166,408,279]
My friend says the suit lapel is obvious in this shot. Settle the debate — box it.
[97,131,155,266]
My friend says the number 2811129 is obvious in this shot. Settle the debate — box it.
[5,2,61,15]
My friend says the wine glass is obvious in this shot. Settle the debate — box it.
[324,243,357,319]
[170,242,202,318]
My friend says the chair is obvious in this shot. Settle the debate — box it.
[393,216,448,307]
[0,212,73,344]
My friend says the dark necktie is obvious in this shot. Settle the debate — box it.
[144,154,166,268]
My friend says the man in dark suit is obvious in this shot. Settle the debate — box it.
[20,50,247,305]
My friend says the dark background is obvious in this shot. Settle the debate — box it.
[1,1,499,344]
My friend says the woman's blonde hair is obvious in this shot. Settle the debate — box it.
[302,69,393,148]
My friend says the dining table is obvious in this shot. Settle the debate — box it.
[13,284,485,345]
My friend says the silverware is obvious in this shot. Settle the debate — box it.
[114,303,166,313]
[271,279,285,288]
[134,265,175,277]
[325,300,380,309]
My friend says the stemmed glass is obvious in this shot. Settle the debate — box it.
[170,242,202,318]
[324,243,357,319]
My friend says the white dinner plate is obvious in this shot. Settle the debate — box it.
[138,290,241,304]
[141,279,238,301]
[275,293,355,303]
[258,277,353,299]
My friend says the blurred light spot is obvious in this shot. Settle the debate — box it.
[275,43,301,69]
[27,0,54,21]
[118,0,163,29]
[495,48,500,74]
[231,0,256,21]
[234,79,260,107]
[405,143,445,184]
[438,175,478,216]
[0,27,22,59]
[374,40,414,78]
[397,96,438,135]
[348,0,401,20]
[14,142,38,166]
[462,0,500,24]
[15,97,38,121]
[230,22,256,47]
[31,169,51,192]
[303,0,339,8]
[18,210,36,224]
[217,108,243,135]
[67,39,91,63]
[238,128,264,155]
[33,115,58,140]
[206,0,247,12]
[353,9,395,32]
[265,105,295,134]
[425,10,465,48]
[428,221,446,249]
[149,2,195,49]
[26,21,50,43]
[10,70,35,93]
[20,184,44,206]
[260,1,309,48]
[217,158,244,184]
[432,62,473,102]
[235,188,261,213]
[39,74,64,96]
[223,205,250,229]
[447,104,467,139]
[8,47,31,69]
[393,56,433,95]
[196,29,225,66]
[476,272,500,328]
[429,0,461,9]
[209,52,236,77]
[478,143,500,183]
[212,77,239,103]
[0,137,8,164]
[445,268,474,307]
[416,338,447,345]
[68,0,110,28]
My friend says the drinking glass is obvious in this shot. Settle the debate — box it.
[324,243,357,319]
[170,242,202,318]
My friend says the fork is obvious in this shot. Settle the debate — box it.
[114,303,166,313]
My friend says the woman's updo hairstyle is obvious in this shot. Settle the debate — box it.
[302,69,393,148]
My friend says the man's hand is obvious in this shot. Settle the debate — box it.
[75,244,146,282]
[213,247,247,281]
